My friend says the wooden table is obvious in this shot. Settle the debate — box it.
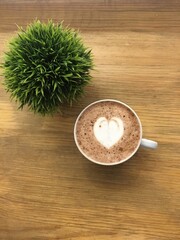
[0,1,179,239]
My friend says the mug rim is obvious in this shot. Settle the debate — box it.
[74,99,143,166]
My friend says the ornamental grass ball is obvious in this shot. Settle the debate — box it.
[3,20,93,115]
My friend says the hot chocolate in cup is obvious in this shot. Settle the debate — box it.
[74,99,158,166]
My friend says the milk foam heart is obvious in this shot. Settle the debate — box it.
[93,117,124,149]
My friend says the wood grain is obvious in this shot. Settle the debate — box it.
[0,1,180,239]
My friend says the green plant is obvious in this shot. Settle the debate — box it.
[2,20,93,115]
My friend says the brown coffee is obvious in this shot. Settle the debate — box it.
[75,101,141,164]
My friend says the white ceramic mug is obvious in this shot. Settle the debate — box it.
[74,99,158,166]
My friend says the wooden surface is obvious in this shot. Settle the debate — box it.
[0,1,180,239]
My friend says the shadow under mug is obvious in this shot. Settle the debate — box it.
[74,99,158,166]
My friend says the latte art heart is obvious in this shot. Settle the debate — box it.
[93,117,124,149]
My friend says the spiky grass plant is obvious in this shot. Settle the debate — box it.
[2,20,93,115]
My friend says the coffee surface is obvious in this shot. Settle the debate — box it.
[75,101,141,163]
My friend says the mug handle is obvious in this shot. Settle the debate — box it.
[140,138,158,149]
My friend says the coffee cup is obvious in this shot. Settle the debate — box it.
[74,99,158,166]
